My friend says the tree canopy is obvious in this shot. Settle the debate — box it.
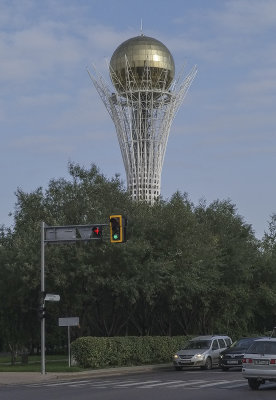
[0,162,275,354]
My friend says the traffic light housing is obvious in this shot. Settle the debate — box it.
[110,215,127,243]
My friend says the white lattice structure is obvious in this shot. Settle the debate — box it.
[88,35,197,204]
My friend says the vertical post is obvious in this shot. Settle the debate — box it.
[68,326,71,367]
[41,222,46,375]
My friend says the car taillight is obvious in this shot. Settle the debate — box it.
[270,359,276,364]
[242,358,253,364]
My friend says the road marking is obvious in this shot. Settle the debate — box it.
[222,383,248,389]
[198,380,232,388]
[30,378,137,388]
[70,379,138,387]
[29,379,94,387]
[139,380,187,388]
[116,380,161,387]
[26,377,252,391]
[169,380,206,387]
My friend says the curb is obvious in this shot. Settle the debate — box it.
[0,364,171,386]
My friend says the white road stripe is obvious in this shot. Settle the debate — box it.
[27,377,252,391]
[70,379,137,387]
[198,380,231,388]
[222,383,248,389]
[169,380,207,388]
[139,380,187,388]
[30,379,136,387]
[116,380,161,387]
[29,379,93,387]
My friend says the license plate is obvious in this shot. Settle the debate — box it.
[180,360,191,364]
[254,359,269,365]
[227,360,238,365]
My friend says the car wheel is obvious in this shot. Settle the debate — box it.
[248,378,261,390]
[175,366,183,371]
[203,357,212,370]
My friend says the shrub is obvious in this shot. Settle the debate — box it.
[71,335,189,368]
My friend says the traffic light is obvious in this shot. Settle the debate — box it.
[92,225,102,239]
[110,215,127,243]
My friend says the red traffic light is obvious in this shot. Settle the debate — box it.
[92,226,102,238]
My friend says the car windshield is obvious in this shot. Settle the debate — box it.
[184,340,211,350]
[231,338,254,350]
[247,341,276,354]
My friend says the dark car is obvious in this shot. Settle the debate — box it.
[219,337,266,371]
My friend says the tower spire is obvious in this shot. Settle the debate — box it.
[140,19,144,36]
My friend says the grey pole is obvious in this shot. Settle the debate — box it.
[41,222,46,374]
[68,326,71,367]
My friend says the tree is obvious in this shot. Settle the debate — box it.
[0,161,270,353]
[255,214,276,332]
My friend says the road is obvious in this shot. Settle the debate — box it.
[1,368,276,400]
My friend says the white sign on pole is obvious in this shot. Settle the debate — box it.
[45,294,60,302]
[45,227,77,241]
[78,227,92,240]
[58,317,80,368]
[58,317,79,327]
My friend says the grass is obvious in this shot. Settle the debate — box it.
[0,354,85,373]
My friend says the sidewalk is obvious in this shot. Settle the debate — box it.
[0,364,171,386]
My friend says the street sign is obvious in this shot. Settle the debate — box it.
[45,293,60,302]
[58,317,80,368]
[45,227,77,242]
[44,223,107,243]
[58,317,79,327]
[78,227,93,240]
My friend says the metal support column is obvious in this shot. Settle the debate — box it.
[68,326,71,367]
[41,221,46,375]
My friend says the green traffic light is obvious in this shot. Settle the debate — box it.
[113,233,119,240]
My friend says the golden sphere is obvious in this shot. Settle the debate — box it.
[110,35,175,94]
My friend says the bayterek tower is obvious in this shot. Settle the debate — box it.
[88,34,197,204]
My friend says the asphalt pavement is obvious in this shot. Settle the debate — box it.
[0,363,171,386]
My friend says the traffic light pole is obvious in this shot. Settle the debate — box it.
[40,217,125,374]
[41,222,46,375]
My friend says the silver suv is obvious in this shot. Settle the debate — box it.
[173,335,232,370]
[242,337,276,390]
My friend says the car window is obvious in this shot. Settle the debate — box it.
[248,341,276,354]
[218,339,226,348]
[234,338,254,349]
[225,338,232,347]
[212,340,219,350]
[184,340,211,350]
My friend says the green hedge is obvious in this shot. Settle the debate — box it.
[71,336,190,369]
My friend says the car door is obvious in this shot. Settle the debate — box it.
[218,338,227,352]
[211,339,220,364]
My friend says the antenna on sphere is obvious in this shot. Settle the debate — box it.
[140,19,144,36]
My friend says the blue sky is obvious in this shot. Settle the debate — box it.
[1,0,276,239]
